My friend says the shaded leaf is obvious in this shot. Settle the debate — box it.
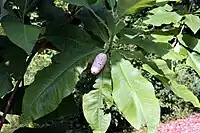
[118,0,155,17]
[35,94,78,123]
[78,9,109,42]
[107,0,116,10]
[46,24,102,51]
[63,0,107,29]
[0,0,8,20]
[111,52,160,132]
[0,64,13,97]
[1,15,44,54]
[184,14,200,34]
[0,35,27,79]
[21,45,102,123]
[5,0,40,18]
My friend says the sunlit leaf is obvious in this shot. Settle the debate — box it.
[184,14,200,34]
[117,28,172,56]
[144,59,200,108]
[83,65,112,133]
[143,4,182,26]
[186,53,200,76]
[118,0,155,17]
[111,52,160,132]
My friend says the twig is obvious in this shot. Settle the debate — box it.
[0,53,35,131]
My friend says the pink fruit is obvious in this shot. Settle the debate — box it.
[91,53,107,75]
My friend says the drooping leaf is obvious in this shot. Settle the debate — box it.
[46,24,102,51]
[83,90,111,133]
[143,59,200,108]
[83,64,112,133]
[0,64,13,97]
[184,14,200,34]
[117,28,172,56]
[21,45,102,123]
[1,15,44,54]
[143,4,182,26]
[186,53,200,76]
[63,0,107,29]
[117,0,156,17]
[78,9,109,42]
[0,35,27,79]
[111,52,160,132]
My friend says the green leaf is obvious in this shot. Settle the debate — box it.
[63,0,107,30]
[0,35,28,79]
[5,0,40,17]
[46,24,102,51]
[170,80,200,108]
[184,14,200,34]
[83,64,112,133]
[118,0,155,17]
[0,64,13,97]
[117,28,172,56]
[108,0,116,9]
[144,59,200,108]
[79,9,109,42]
[21,45,102,123]
[83,90,111,133]
[1,15,44,54]
[144,4,182,26]
[0,0,8,20]
[111,52,160,132]
[186,53,200,76]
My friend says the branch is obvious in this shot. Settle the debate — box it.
[0,53,35,130]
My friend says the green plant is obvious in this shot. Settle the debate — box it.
[1,0,200,133]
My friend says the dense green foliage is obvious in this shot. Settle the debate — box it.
[1,0,200,133]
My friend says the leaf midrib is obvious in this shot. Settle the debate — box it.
[29,49,101,111]
[118,61,146,124]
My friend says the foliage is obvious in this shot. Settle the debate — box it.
[1,0,200,133]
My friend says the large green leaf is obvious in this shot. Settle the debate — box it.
[118,0,155,17]
[184,14,200,34]
[78,9,109,43]
[143,59,200,108]
[46,24,102,51]
[143,4,182,26]
[62,0,107,30]
[117,28,172,56]
[111,52,160,132]
[83,64,112,133]
[0,64,13,97]
[1,15,44,54]
[21,45,102,123]
[0,35,28,79]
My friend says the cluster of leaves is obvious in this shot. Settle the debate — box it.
[1,0,200,133]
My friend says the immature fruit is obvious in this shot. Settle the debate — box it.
[91,53,107,75]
